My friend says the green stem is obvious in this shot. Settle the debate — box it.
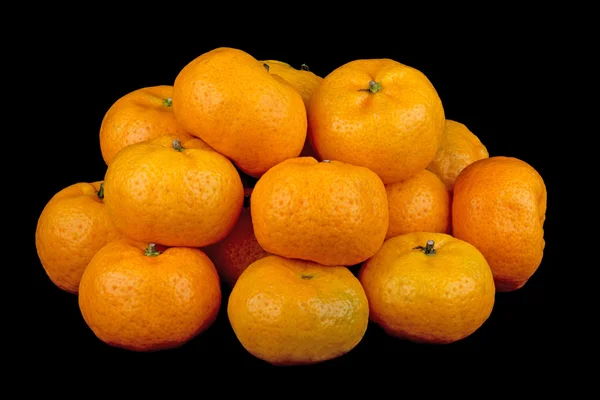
[97,182,104,199]
[172,139,184,151]
[164,98,173,107]
[300,64,309,71]
[367,80,383,93]
[144,242,161,257]
[413,240,436,256]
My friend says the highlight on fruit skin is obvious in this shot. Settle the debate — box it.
[227,254,370,366]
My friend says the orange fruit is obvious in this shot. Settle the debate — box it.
[426,119,489,192]
[358,232,495,344]
[260,60,323,161]
[452,156,547,292]
[260,60,323,110]
[227,254,369,366]
[203,188,270,287]
[99,85,193,165]
[385,169,451,239]
[35,181,121,294]
[79,238,221,351]
[307,58,445,184]
[172,47,307,178]
[251,157,389,266]
[103,134,244,247]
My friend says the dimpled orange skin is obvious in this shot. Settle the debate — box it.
[385,169,451,240]
[203,189,270,287]
[308,58,445,185]
[452,156,547,292]
[99,85,193,165]
[103,134,244,247]
[227,255,369,366]
[172,47,307,178]
[426,119,489,192]
[35,181,122,294]
[78,238,221,352]
[358,232,495,344]
[260,60,323,161]
[251,157,389,266]
[259,60,323,110]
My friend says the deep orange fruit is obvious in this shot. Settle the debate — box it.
[79,238,221,351]
[103,135,244,247]
[99,85,193,165]
[308,58,445,184]
[172,47,307,178]
[35,181,121,294]
[452,156,547,292]
[250,157,389,266]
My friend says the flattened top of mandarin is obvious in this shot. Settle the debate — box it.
[307,57,445,185]
[258,156,384,180]
[45,181,104,205]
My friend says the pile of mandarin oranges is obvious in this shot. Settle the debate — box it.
[35,47,547,366]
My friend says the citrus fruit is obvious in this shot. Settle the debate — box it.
[79,238,221,351]
[35,181,121,294]
[385,169,451,239]
[426,119,489,192]
[308,58,445,184]
[203,188,269,287]
[172,47,307,178]
[358,232,495,344]
[452,156,547,291]
[228,254,369,365]
[251,157,389,266]
[103,134,244,247]
[99,85,193,165]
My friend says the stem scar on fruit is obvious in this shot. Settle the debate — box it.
[301,274,314,280]
[359,80,383,94]
[263,63,270,72]
[144,242,162,257]
[413,240,436,256]
[322,160,331,163]
[301,64,310,71]
[172,139,184,152]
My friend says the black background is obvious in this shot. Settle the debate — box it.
[25,17,566,369]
